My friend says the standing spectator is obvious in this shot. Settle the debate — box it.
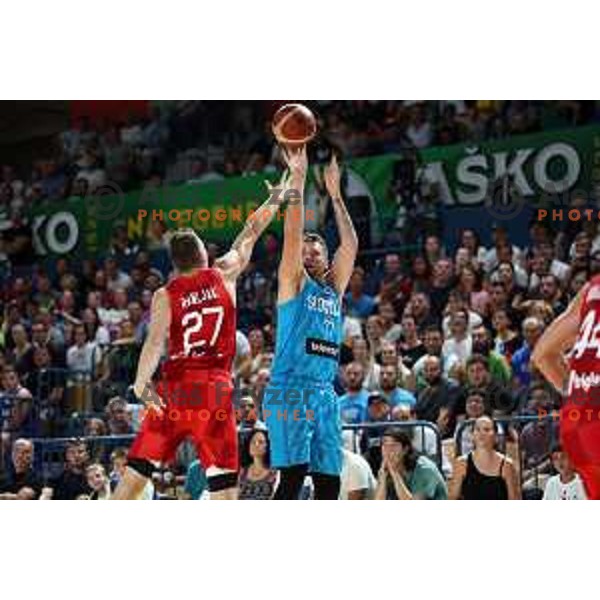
[6,324,33,376]
[339,362,369,425]
[66,323,101,378]
[374,427,447,500]
[449,416,519,500]
[1,366,33,445]
[0,438,41,499]
[543,445,587,500]
[238,428,278,500]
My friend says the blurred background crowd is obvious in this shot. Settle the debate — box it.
[0,100,597,499]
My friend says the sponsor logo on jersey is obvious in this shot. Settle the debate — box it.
[306,337,340,360]
[306,293,341,319]
[588,285,600,303]
[568,370,600,395]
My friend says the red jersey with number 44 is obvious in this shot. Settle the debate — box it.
[567,274,600,404]
[164,268,236,372]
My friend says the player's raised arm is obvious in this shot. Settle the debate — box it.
[531,287,585,393]
[324,155,358,295]
[215,171,290,281]
[278,146,308,301]
[133,287,170,402]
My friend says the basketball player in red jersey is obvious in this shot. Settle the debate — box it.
[533,273,600,499]
[111,168,295,500]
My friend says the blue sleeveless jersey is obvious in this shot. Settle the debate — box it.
[271,277,343,384]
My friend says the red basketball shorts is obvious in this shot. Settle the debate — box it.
[561,400,600,499]
[128,367,238,471]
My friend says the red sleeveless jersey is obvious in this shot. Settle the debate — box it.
[164,268,236,372]
[567,274,600,405]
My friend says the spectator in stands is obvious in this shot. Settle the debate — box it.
[238,428,278,500]
[449,416,519,500]
[415,355,457,437]
[453,388,488,455]
[391,403,437,458]
[543,444,587,500]
[127,301,147,345]
[110,447,154,499]
[397,314,425,371]
[471,325,511,385]
[7,323,33,375]
[511,316,544,390]
[365,315,385,358]
[380,341,413,389]
[406,292,434,333]
[67,323,101,378]
[105,256,133,293]
[339,362,369,424]
[84,417,107,437]
[339,431,376,500]
[351,337,380,391]
[375,427,447,499]
[44,438,91,500]
[378,364,416,408]
[86,463,111,500]
[442,309,472,368]
[378,302,403,344]
[82,306,111,346]
[1,365,33,444]
[237,394,265,431]
[106,396,133,435]
[360,392,392,473]
[491,308,521,364]
[0,438,41,499]
[344,266,376,320]
[412,326,459,388]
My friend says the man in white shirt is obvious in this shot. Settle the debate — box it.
[339,432,377,500]
[543,445,587,500]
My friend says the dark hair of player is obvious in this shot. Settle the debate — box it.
[169,228,207,271]
[303,232,328,260]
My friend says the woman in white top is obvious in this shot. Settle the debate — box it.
[543,445,587,500]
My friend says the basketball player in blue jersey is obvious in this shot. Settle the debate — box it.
[265,147,358,500]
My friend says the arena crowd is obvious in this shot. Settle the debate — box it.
[0,101,597,499]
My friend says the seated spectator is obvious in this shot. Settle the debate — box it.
[183,459,208,500]
[344,266,376,320]
[0,366,33,446]
[339,362,369,424]
[449,416,519,500]
[238,428,278,500]
[397,314,425,370]
[0,438,41,499]
[86,463,111,500]
[378,364,416,408]
[412,326,459,388]
[543,444,587,500]
[365,315,385,358]
[110,448,154,499]
[491,308,521,364]
[106,396,133,435]
[84,417,107,437]
[6,323,33,376]
[339,432,376,500]
[415,355,458,437]
[391,403,438,459]
[442,309,472,367]
[471,325,511,385]
[351,337,380,391]
[237,394,266,431]
[453,388,488,455]
[511,316,544,390]
[374,427,447,500]
[82,306,111,346]
[44,438,91,500]
[66,323,101,379]
[378,301,403,344]
[360,392,392,473]
[442,290,483,338]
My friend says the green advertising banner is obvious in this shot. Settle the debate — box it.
[31,124,600,257]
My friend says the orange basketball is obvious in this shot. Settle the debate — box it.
[271,103,317,147]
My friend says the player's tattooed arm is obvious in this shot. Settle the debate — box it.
[324,155,358,295]
[133,287,170,403]
[278,146,308,301]
[216,171,290,281]
[532,286,585,394]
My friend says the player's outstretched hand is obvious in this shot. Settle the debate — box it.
[281,145,308,180]
[323,154,341,200]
